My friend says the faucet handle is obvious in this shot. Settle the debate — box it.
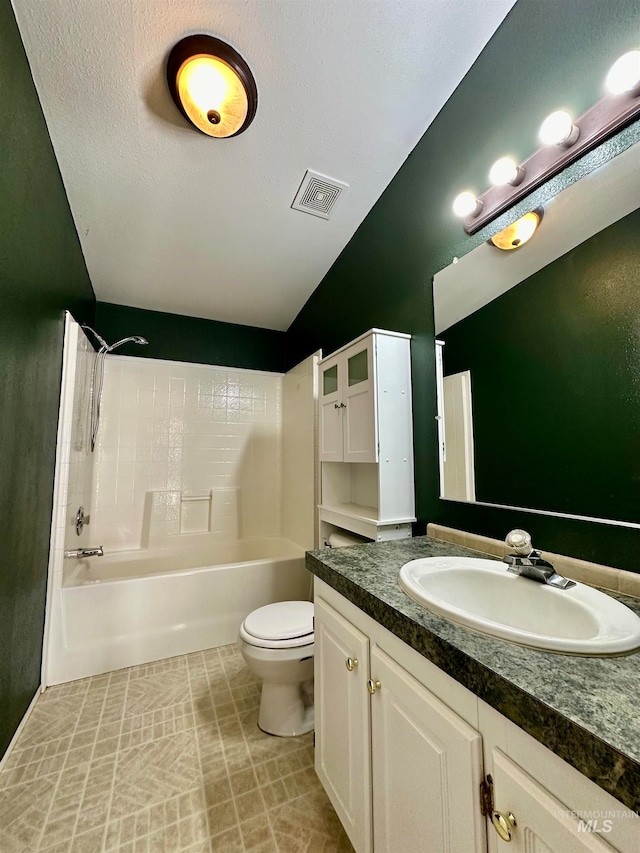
[505,529,532,555]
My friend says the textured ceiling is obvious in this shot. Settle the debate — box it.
[14,0,515,330]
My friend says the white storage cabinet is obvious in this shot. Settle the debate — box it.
[318,330,415,542]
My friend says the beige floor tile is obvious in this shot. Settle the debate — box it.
[260,779,290,811]
[110,731,200,818]
[0,774,59,850]
[0,643,351,852]
[69,824,106,852]
[207,800,239,837]
[234,788,267,823]
[229,766,259,797]
[15,699,82,749]
[210,824,244,851]
[203,776,233,809]
[269,789,354,852]
[241,812,275,849]
[124,672,191,719]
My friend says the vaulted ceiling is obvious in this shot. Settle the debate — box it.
[14,0,515,330]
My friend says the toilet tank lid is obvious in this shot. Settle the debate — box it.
[243,601,314,641]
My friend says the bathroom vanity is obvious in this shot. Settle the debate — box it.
[306,537,640,853]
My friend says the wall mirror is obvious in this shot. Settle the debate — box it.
[433,139,640,528]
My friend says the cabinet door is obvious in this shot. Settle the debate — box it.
[343,340,377,463]
[490,749,619,853]
[319,356,344,462]
[370,646,486,853]
[315,597,372,853]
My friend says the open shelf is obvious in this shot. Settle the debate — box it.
[319,502,415,542]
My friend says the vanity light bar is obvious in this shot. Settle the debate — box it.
[455,50,640,235]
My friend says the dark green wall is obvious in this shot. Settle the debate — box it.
[0,0,94,757]
[288,0,640,572]
[443,209,640,524]
[95,303,288,372]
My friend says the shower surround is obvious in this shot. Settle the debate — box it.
[90,353,285,551]
[44,317,316,686]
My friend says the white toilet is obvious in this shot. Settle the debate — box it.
[239,600,314,737]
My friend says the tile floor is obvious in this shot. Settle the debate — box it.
[0,645,354,853]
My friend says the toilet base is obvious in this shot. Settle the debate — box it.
[258,679,315,737]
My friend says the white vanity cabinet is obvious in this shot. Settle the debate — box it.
[318,329,415,541]
[314,578,640,853]
[315,597,373,852]
[488,749,619,852]
[369,645,486,853]
[314,588,486,853]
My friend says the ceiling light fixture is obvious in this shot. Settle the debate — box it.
[167,35,257,138]
[489,209,543,251]
[453,48,640,234]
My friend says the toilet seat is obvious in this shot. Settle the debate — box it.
[240,601,314,650]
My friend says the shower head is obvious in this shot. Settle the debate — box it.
[106,336,149,352]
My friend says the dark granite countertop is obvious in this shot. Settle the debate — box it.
[306,536,640,814]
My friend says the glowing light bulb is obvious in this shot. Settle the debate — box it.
[182,58,230,112]
[489,210,543,251]
[489,157,524,187]
[539,110,580,147]
[452,191,482,218]
[605,50,640,95]
[177,55,249,137]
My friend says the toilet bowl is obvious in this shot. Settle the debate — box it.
[239,600,314,737]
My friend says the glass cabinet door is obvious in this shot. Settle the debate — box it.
[347,349,368,386]
[343,341,377,463]
[320,357,343,462]
[323,364,339,396]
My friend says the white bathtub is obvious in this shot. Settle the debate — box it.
[46,537,310,685]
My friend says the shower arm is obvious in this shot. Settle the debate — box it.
[82,328,148,452]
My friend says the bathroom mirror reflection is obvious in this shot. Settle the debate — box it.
[433,140,640,527]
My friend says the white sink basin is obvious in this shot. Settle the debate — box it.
[398,557,640,655]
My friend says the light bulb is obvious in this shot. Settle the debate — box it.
[452,191,482,218]
[489,157,524,187]
[176,55,249,137]
[605,50,640,95]
[539,110,580,147]
[489,210,543,251]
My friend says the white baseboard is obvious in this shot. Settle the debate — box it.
[0,687,42,773]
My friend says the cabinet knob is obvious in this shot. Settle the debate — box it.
[340,402,347,408]
[367,678,381,695]
[334,403,341,409]
[491,811,517,842]
[345,657,358,671]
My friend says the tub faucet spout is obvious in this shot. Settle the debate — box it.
[64,546,104,559]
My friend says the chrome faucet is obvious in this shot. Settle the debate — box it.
[502,530,575,590]
[64,546,104,559]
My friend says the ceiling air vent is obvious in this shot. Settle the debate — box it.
[291,170,349,220]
